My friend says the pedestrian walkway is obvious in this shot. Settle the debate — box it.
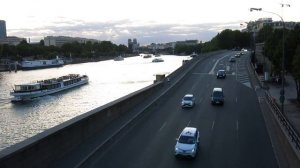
[262,74,300,135]
[248,63,300,167]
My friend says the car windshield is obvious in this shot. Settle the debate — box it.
[178,135,195,144]
[213,91,223,97]
[183,96,193,101]
[218,71,224,74]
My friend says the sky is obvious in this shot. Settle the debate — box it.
[1,0,299,45]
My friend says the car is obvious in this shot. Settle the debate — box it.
[216,70,226,79]
[229,56,236,62]
[211,88,224,105]
[174,127,200,158]
[234,53,241,58]
[181,94,195,108]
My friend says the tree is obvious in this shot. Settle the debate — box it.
[256,25,273,43]
[292,45,300,101]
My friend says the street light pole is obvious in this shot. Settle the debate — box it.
[250,7,286,113]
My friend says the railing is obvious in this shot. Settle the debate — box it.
[250,61,300,158]
[264,91,300,157]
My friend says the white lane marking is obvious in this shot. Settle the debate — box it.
[192,72,208,75]
[199,98,203,103]
[235,98,238,103]
[236,120,239,140]
[187,121,191,126]
[226,65,230,71]
[191,82,198,92]
[159,122,167,132]
[209,54,229,74]
[211,120,215,130]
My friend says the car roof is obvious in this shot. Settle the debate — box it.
[184,94,194,97]
[181,127,197,137]
[213,88,223,92]
[218,70,225,72]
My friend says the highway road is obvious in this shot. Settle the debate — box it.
[85,51,277,168]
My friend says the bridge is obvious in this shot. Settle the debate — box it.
[1,51,299,167]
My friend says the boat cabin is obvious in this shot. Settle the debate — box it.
[14,83,41,92]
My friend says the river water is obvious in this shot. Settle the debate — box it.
[0,55,189,151]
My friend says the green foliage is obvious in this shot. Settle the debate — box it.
[199,29,251,53]
[292,45,300,100]
[0,40,128,60]
[174,44,201,55]
[263,24,300,75]
[256,25,273,43]
[293,45,300,79]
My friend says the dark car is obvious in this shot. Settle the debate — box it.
[211,88,224,105]
[229,56,236,62]
[216,70,226,79]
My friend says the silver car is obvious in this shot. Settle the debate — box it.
[181,94,195,108]
[174,127,200,158]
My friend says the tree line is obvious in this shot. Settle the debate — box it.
[0,40,129,61]
[256,24,300,100]
[174,29,252,55]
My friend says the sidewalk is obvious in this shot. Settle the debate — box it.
[263,74,300,135]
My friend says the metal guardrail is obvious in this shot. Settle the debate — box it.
[264,91,300,157]
[250,61,300,158]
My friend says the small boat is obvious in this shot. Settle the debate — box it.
[152,58,164,62]
[190,52,198,58]
[10,74,89,102]
[140,54,152,58]
[21,56,64,70]
[114,55,124,61]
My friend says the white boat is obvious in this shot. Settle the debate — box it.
[10,74,89,102]
[21,57,64,70]
[190,52,198,58]
[114,55,124,61]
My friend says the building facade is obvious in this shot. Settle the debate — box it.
[245,18,299,33]
[128,38,139,53]
[44,36,99,47]
[0,36,26,45]
[0,20,7,39]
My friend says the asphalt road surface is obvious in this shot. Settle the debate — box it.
[86,51,277,168]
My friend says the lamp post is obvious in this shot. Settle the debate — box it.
[250,7,286,113]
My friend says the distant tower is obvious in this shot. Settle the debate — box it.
[128,39,133,52]
[0,20,7,39]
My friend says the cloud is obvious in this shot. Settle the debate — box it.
[7,19,242,45]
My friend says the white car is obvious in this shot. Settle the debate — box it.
[181,94,195,108]
[174,127,200,158]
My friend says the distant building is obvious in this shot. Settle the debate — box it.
[0,20,6,39]
[128,38,139,53]
[146,40,199,50]
[244,18,299,33]
[0,36,26,45]
[44,36,99,47]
